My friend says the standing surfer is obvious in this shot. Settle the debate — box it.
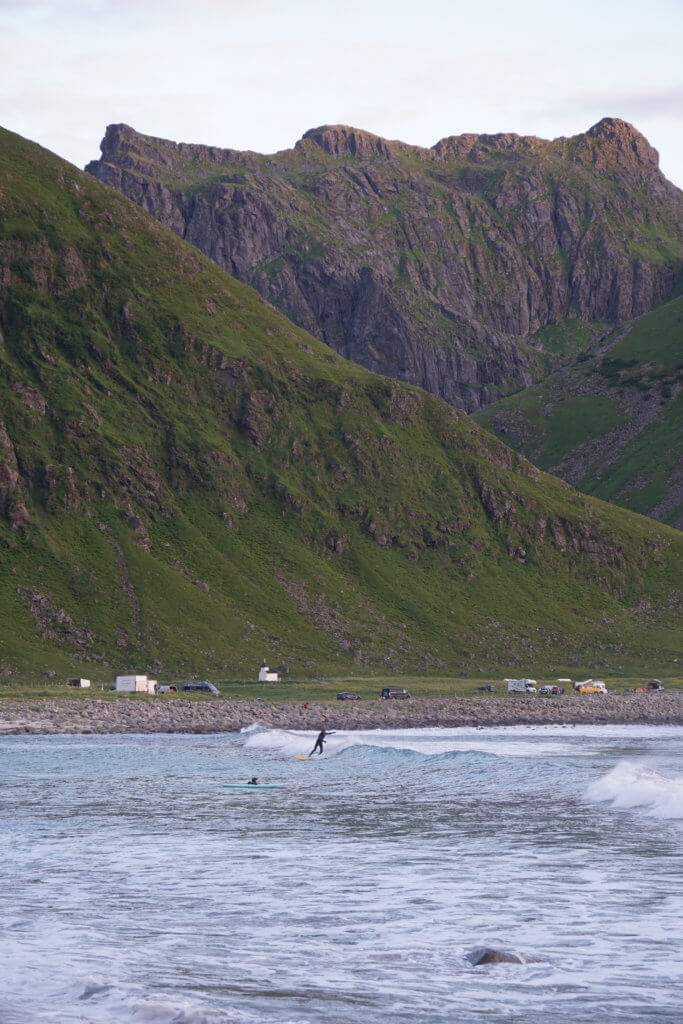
[309,728,327,757]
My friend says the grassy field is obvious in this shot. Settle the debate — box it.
[1,674,680,704]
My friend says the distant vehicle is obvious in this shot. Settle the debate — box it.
[506,679,537,693]
[156,685,177,694]
[538,685,564,696]
[477,685,494,692]
[380,687,410,699]
[574,681,607,694]
[182,682,219,695]
[337,691,361,700]
[635,681,664,693]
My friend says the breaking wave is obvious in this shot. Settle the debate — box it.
[241,726,580,760]
[586,760,683,820]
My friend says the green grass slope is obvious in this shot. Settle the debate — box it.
[474,297,683,527]
[0,127,681,681]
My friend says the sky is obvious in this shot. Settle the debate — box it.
[1,0,682,185]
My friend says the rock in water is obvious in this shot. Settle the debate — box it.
[465,947,536,965]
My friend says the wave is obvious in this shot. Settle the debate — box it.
[241,727,578,760]
[586,760,683,820]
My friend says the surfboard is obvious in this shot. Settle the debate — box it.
[294,755,311,760]
[222,783,286,789]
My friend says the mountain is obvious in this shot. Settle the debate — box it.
[474,295,683,528]
[0,126,681,680]
[86,118,683,413]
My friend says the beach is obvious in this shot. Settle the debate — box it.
[0,691,681,734]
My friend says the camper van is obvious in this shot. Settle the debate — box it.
[505,678,537,694]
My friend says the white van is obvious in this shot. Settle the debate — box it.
[505,678,537,693]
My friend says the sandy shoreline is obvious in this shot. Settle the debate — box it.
[0,692,681,735]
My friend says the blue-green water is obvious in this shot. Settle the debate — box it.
[1,725,681,1023]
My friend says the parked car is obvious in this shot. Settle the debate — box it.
[337,691,361,701]
[380,687,410,699]
[477,685,494,692]
[156,685,177,694]
[647,680,663,690]
[182,682,219,695]
[538,685,564,696]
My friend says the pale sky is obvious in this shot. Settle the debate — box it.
[1,0,682,185]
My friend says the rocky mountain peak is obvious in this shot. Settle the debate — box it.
[298,125,399,160]
[432,130,545,161]
[86,117,682,414]
[584,117,659,167]
[98,123,142,158]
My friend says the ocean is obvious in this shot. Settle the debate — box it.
[1,724,681,1023]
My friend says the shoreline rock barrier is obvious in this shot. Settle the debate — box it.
[0,693,681,735]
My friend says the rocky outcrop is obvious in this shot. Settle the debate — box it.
[87,119,683,411]
[465,948,540,966]
[0,420,31,528]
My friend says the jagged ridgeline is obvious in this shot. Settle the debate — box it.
[0,126,681,678]
[86,119,683,412]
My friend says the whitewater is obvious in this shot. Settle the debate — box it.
[1,724,681,1023]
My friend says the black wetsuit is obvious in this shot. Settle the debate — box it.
[310,730,326,756]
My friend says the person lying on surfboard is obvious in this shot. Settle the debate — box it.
[247,777,260,785]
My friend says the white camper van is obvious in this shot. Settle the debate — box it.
[115,674,157,693]
[505,678,537,693]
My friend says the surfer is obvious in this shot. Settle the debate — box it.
[247,777,260,785]
[309,728,327,757]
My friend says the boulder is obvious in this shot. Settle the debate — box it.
[465,947,538,966]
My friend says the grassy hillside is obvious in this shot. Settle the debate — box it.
[474,297,683,527]
[0,126,681,681]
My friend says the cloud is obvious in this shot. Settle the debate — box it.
[0,0,277,15]
[539,86,683,121]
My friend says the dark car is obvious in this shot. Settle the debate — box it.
[647,680,663,690]
[337,691,361,700]
[182,682,220,695]
[380,687,410,699]
[477,685,494,692]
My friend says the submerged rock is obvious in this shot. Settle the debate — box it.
[465,947,539,966]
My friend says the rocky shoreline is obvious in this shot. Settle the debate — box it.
[0,692,681,735]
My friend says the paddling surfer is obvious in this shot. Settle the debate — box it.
[247,777,260,785]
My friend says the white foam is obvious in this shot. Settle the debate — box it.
[586,760,683,819]
[243,727,582,759]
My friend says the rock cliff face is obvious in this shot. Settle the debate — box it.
[87,119,683,410]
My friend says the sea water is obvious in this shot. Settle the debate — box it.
[1,724,681,1023]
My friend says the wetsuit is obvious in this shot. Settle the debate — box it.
[309,730,326,756]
